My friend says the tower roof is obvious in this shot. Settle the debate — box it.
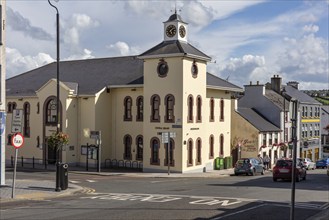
[165,12,186,24]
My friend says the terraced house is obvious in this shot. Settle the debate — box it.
[5,13,242,173]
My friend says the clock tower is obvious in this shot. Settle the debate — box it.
[163,11,187,42]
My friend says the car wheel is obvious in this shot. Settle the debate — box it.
[273,178,277,182]
[235,173,239,176]
[296,174,300,182]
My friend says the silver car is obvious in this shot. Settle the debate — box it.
[234,158,265,176]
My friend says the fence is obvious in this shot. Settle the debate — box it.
[9,156,143,172]
[104,159,143,171]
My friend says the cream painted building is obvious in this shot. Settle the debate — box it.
[5,13,242,173]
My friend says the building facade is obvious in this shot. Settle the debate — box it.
[5,13,243,173]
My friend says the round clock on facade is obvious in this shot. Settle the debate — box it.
[157,61,169,77]
[166,24,177,38]
[179,25,186,38]
[191,62,198,77]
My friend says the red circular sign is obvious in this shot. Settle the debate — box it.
[11,133,24,149]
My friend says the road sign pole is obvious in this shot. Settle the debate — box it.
[11,148,18,199]
[98,131,102,173]
[168,132,170,176]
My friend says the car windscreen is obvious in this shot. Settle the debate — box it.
[237,159,250,164]
[276,160,292,167]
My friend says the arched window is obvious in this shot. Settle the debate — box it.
[123,135,132,160]
[220,99,224,121]
[124,96,132,121]
[209,135,214,159]
[196,138,202,165]
[187,139,193,166]
[210,98,214,122]
[46,98,57,124]
[196,95,202,122]
[187,95,193,123]
[220,134,224,156]
[7,102,17,113]
[23,102,30,137]
[150,137,160,165]
[165,138,175,166]
[136,135,143,161]
[136,96,143,121]
[151,95,160,122]
[165,94,175,123]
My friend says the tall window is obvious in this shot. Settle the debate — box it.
[23,102,30,137]
[136,135,143,160]
[123,135,132,160]
[269,134,272,145]
[262,134,267,146]
[220,99,224,121]
[310,107,313,117]
[136,96,143,121]
[165,138,175,166]
[124,96,132,121]
[210,98,214,122]
[46,99,57,124]
[187,95,193,123]
[187,139,193,166]
[150,137,160,165]
[7,102,17,113]
[196,95,202,122]
[209,135,214,159]
[219,134,224,156]
[196,138,202,165]
[165,94,175,123]
[151,95,160,122]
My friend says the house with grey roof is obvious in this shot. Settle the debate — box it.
[5,12,243,173]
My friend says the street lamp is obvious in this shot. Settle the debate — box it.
[281,87,286,156]
[48,0,61,192]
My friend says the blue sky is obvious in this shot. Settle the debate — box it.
[6,0,329,90]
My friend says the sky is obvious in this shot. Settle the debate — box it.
[5,0,329,90]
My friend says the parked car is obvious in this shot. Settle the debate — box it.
[297,158,316,170]
[272,159,306,182]
[315,158,329,169]
[327,165,329,176]
[234,158,265,176]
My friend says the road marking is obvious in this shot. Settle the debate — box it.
[69,180,80,183]
[211,204,267,219]
[86,179,97,183]
[81,193,254,207]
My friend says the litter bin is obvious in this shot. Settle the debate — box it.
[224,156,232,169]
[215,157,224,170]
[60,163,69,190]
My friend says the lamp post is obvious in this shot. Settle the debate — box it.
[281,87,286,157]
[48,0,61,192]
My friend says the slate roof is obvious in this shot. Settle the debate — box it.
[283,85,322,105]
[265,89,289,111]
[6,56,144,97]
[6,56,241,97]
[138,40,211,61]
[237,107,281,132]
[207,73,243,92]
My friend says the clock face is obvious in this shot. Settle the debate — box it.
[166,25,177,38]
[179,25,186,38]
[157,61,169,77]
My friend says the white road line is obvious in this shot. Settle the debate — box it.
[86,179,97,183]
[211,204,267,220]
[69,180,80,183]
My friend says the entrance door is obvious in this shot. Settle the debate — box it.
[46,138,56,164]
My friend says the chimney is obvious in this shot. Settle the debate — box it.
[271,74,282,93]
[287,81,299,90]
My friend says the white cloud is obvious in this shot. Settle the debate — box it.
[6,48,54,78]
[303,24,319,33]
[65,49,95,61]
[106,41,140,56]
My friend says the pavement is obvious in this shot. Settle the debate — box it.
[0,167,328,220]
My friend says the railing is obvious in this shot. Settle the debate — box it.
[104,159,143,170]
[10,156,54,170]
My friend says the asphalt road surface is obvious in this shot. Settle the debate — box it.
[1,169,328,220]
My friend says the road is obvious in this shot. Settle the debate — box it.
[1,169,328,220]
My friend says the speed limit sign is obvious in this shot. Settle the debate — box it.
[11,133,24,149]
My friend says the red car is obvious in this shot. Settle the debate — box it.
[272,159,306,182]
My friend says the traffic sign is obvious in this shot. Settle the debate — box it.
[11,133,24,149]
[11,109,23,133]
